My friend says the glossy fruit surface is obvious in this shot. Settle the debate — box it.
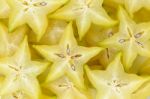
[0,0,150,99]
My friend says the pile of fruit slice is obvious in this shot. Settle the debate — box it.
[0,0,150,99]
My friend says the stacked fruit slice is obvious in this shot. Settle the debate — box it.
[0,0,150,99]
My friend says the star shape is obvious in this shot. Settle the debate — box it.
[85,53,150,99]
[49,0,117,40]
[0,0,10,18]
[7,0,68,40]
[0,36,49,99]
[0,22,27,57]
[43,76,90,99]
[99,7,150,71]
[33,23,102,89]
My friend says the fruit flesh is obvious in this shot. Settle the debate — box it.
[0,0,150,99]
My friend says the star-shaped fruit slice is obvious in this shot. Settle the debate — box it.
[43,76,91,99]
[99,7,150,71]
[85,53,150,99]
[0,0,10,18]
[0,36,49,99]
[7,0,68,40]
[50,0,117,39]
[33,23,102,89]
[0,22,27,57]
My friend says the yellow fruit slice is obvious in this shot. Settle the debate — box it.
[85,53,150,99]
[7,0,68,40]
[33,23,103,90]
[50,0,117,39]
[43,76,92,99]
[99,7,150,71]
[0,36,49,99]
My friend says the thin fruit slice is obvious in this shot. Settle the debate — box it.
[0,36,49,99]
[7,0,68,40]
[33,23,103,90]
[85,53,150,99]
[49,0,117,40]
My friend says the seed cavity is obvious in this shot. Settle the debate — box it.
[134,31,144,38]
[118,39,126,43]
[86,0,92,7]
[8,65,19,71]
[13,94,18,99]
[22,1,29,6]
[69,60,76,71]
[12,91,23,99]
[107,80,128,92]
[55,53,66,58]
[22,0,47,8]
[74,7,84,10]
[39,2,47,6]
[71,54,82,59]
[71,64,76,71]
[33,2,47,6]
[55,44,83,71]
[106,48,110,59]
[135,41,144,48]
[66,44,71,55]
[58,81,73,90]
[58,84,68,87]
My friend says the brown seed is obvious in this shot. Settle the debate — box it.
[134,31,144,38]
[24,8,29,12]
[40,2,47,6]
[71,54,82,59]
[136,41,144,48]
[55,53,65,58]
[22,1,28,5]
[106,48,110,59]
[66,44,71,55]
[118,39,126,43]
[71,64,76,71]
[8,65,19,71]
